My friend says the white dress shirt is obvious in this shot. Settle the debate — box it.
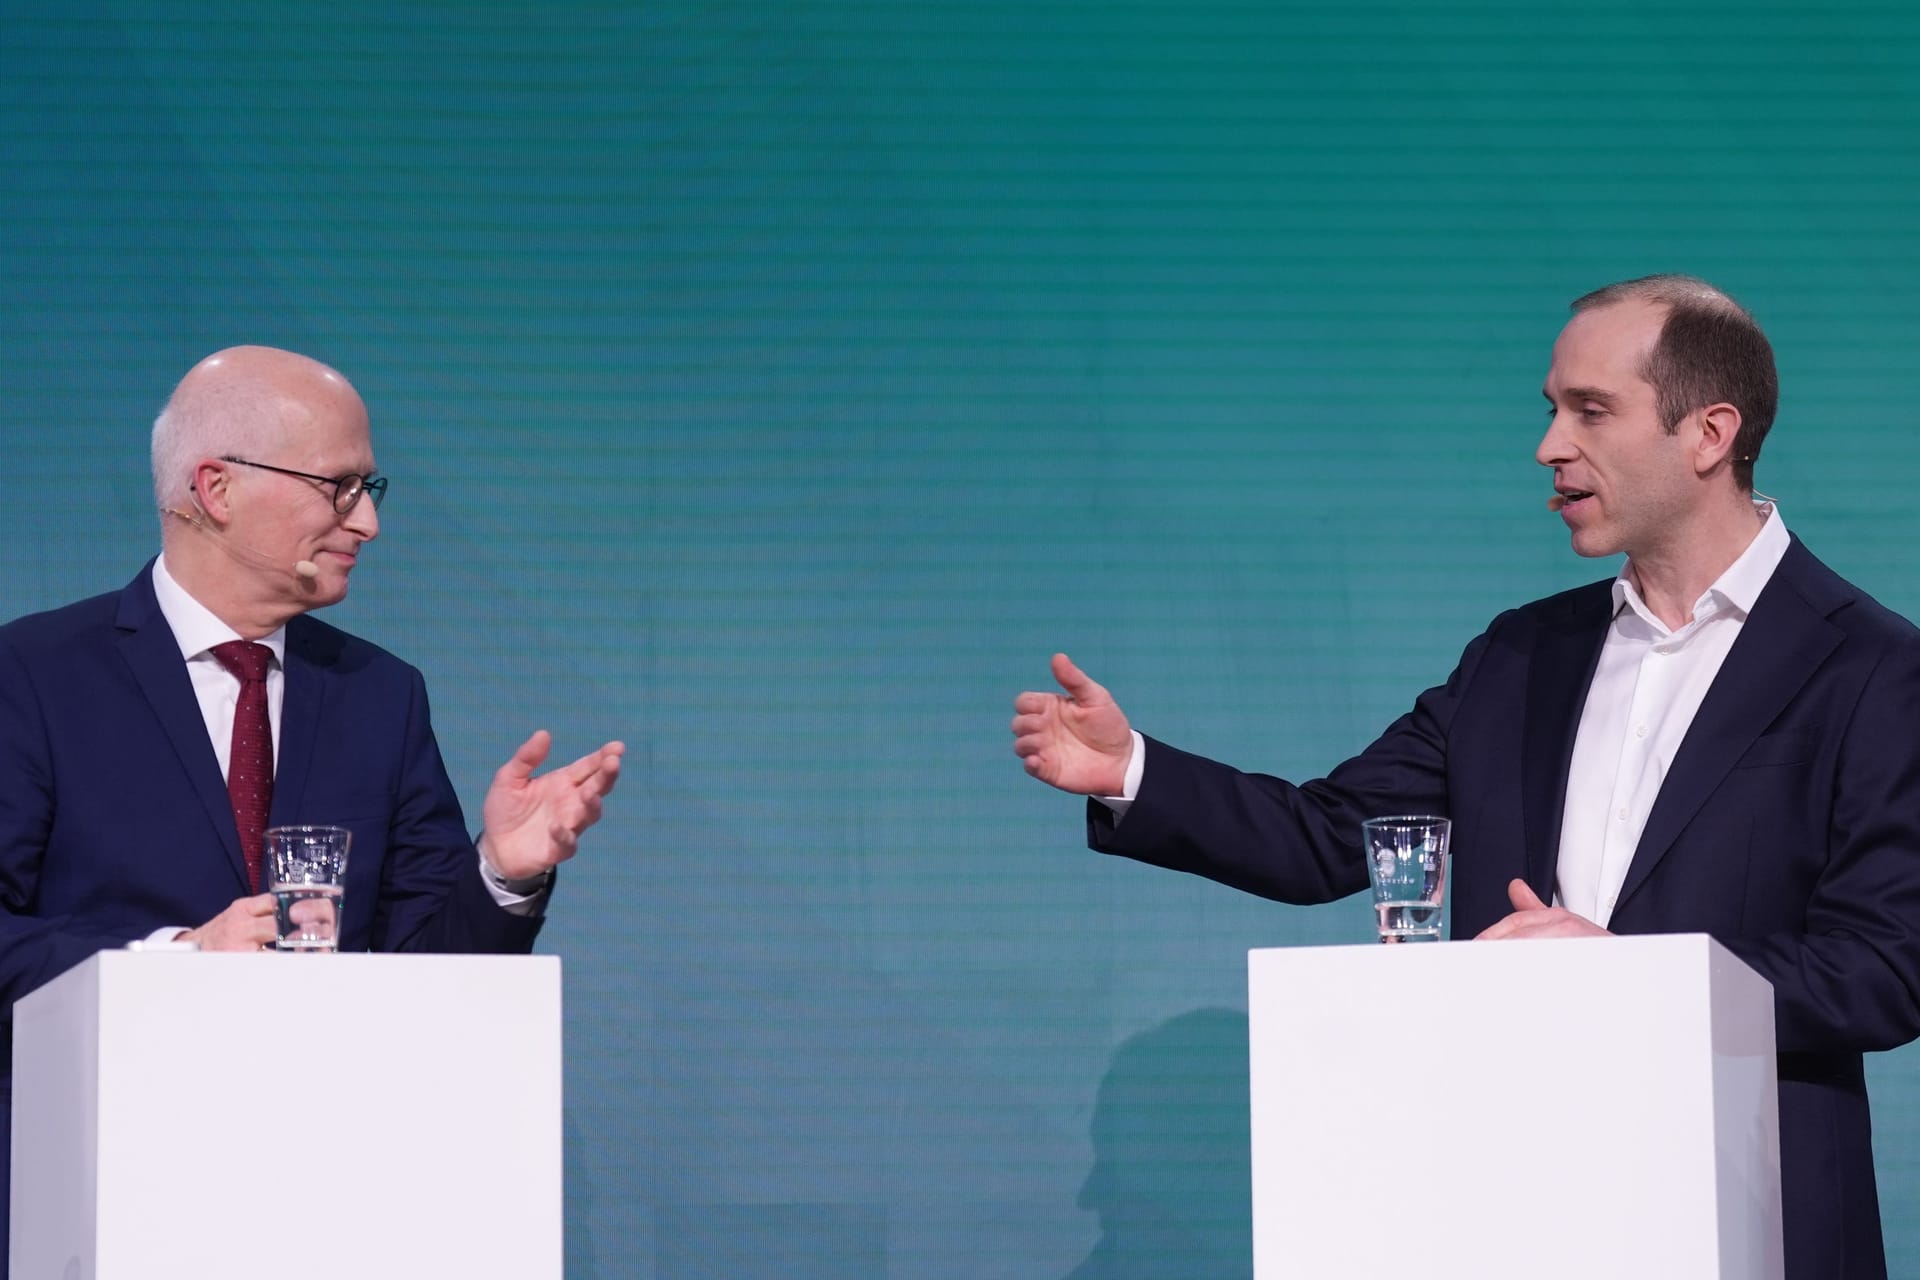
[150,556,542,922]
[1555,503,1789,926]
[1104,503,1792,933]
[152,556,288,776]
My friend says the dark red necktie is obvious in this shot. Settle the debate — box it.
[210,640,274,891]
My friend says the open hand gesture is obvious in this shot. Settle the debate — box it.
[1010,653,1135,797]
[478,730,626,881]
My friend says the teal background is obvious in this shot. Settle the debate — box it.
[7,3,1920,1275]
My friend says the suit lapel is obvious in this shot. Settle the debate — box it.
[1613,540,1846,914]
[271,618,326,826]
[1521,583,1614,902]
[112,564,249,888]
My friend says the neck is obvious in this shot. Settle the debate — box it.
[1625,494,1767,630]
[160,543,296,640]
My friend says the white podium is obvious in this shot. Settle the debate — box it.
[1248,935,1781,1279]
[11,951,562,1280]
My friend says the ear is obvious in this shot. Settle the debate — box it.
[191,459,236,526]
[1692,402,1742,478]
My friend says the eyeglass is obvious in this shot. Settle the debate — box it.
[220,456,388,514]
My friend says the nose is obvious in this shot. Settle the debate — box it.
[342,491,380,541]
[1536,410,1575,469]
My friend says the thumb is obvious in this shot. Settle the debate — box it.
[1051,652,1111,706]
[498,729,554,784]
[1508,878,1548,912]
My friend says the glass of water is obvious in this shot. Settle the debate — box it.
[1361,816,1450,943]
[266,825,351,952]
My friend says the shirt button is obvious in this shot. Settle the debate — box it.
[1634,724,1648,738]
[1616,807,1630,821]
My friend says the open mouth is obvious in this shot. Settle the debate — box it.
[1556,489,1593,510]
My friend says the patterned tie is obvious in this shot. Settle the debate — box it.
[211,640,274,891]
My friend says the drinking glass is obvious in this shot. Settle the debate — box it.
[266,825,351,952]
[1361,816,1450,943]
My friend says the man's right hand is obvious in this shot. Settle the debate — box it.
[179,894,277,951]
[1011,653,1135,796]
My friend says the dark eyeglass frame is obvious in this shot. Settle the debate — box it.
[220,456,388,514]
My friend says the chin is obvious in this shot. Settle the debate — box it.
[305,578,351,608]
[1569,530,1625,560]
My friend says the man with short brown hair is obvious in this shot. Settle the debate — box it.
[1015,277,1919,1278]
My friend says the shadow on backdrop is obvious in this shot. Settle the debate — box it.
[1065,1008,1253,1279]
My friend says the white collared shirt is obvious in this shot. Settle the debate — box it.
[152,556,287,778]
[1554,504,1790,926]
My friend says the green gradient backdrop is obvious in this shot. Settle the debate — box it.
[8,3,1920,1275]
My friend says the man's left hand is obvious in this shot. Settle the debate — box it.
[478,730,626,882]
[1475,878,1612,941]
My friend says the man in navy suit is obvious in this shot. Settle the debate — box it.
[1013,276,1920,1279]
[0,346,625,1247]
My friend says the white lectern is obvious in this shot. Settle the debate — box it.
[11,951,562,1280]
[1248,935,1780,1280]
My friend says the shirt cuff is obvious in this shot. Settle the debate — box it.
[478,851,552,917]
[1096,730,1147,818]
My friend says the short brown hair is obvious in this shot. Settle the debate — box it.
[1572,275,1777,491]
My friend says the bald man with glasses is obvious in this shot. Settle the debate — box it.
[0,346,623,1250]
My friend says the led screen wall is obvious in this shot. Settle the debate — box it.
[8,4,1920,1275]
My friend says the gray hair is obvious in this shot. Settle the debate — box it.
[150,375,286,514]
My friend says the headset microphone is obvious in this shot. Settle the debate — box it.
[164,506,322,583]
[1546,495,1567,512]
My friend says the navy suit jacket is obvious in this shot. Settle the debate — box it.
[1091,537,1920,1280]
[0,562,542,1030]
